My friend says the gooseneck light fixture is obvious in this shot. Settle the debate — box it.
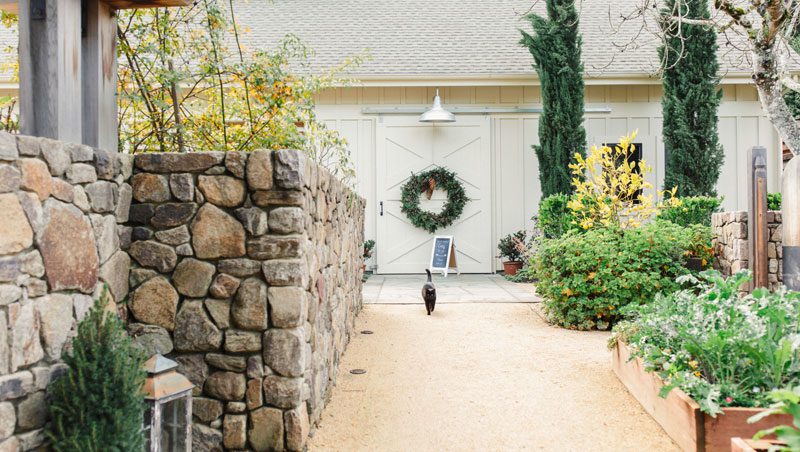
[419,89,455,123]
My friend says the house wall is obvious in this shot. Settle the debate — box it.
[315,84,781,272]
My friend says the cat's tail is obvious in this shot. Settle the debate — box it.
[425,268,432,282]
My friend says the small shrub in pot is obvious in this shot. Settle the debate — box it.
[498,230,526,275]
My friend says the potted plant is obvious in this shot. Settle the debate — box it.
[497,231,526,276]
[363,240,375,271]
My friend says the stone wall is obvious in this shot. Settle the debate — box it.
[0,132,131,450]
[127,149,364,451]
[711,210,783,290]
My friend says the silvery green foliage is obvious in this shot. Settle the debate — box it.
[612,270,800,416]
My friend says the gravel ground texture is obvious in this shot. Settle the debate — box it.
[308,303,678,451]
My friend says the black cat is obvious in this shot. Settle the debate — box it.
[422,269,436,315]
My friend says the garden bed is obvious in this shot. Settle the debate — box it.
[612,341,791,452]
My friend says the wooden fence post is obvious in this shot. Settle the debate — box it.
[783,155,800,291]
[749,146,769,290]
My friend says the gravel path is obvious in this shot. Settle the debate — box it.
[308,303,678,451]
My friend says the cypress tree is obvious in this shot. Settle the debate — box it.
[520,0,586,197]
[660,0,724,196]
[47,287,147,451]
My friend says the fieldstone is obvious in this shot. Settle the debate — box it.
[262,259,307,287]
[204,298,231,329]
[151,202,197,230]
[120,225,132,250]
[66,163,97,184]
[198,175,245,208]
[223,414,247,449]
[206,353,246,372]
[252,190,303,207]
[23,279,46,298]
[192,204,246,259]
[285,405,310,451]
[129,268,158,288]
[90,214,119,264]
[176,243,194,256]
[19,251,44,278]
[0,436,17,452]
[9,303,44,372]
[0,313,7,374]
[17,158,52,201]
[130,276,178,330]
[33,364,66,390]
[16,191,43,233]
[175,354,208,397]
[0,286,21,306]
[217,258,261,277]
[225,152,247,178]
[0,371,33,400]
[16,135,40,157]
[99,251,130,302]
[274,149,305,190]
[226,401,246,413]
[132,227,154,241]
[263,329,305,377]
[72,185,91,211]
[0,133,14,161]
[248,407,284,452]
[232,278,268,330]
[40,139,69,175]
[224,330,261,353]
[173,258,215,297]
[269,207,304,234]
[248,236,302,260]
[85,181,117,213]
[16,429,45,451]
[170,173,195,202]
[72,294,93,321]
[50,178,74,202]
[192,423,223,452]
[247,150,273,191]
[38,200,99,292]
[135,152,224,173]
[66,143,93,162]
[269,287,307,328]
[194,397,224,424]
[174,300,223,352]
[0,194,33,255]
[16,391,47,430]
[247,355,264,379]
[129,240,177,272]
[0,402,14,439]
[115,183,132,223]
[263,375,303,409]
[155,225,190,245]
[0,165,20,193]
[235,207,269,236]
[34,294,73,359]
[205,371,246,401]
[0,257,20,283]
[131,173,170,203]
[93,148,118,181]
[128,323,173,356]
[209,274,240,299]
[246,379,263,411]
[128,203,154,225]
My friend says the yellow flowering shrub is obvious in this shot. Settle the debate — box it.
[567,131,679,229]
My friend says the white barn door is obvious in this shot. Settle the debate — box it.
[375,116,492,274]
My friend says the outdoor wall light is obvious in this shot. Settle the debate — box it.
[419,89,456,123]
[142,354,194,452]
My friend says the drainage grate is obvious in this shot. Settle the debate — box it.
[350,369,367,375]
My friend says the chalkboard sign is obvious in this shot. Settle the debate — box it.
[429,236,459,277]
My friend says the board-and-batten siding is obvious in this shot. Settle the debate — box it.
[315,84,780,272]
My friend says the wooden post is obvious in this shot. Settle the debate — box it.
[82,0,118,151]
[749,146,769,290]
[783,156,800,291]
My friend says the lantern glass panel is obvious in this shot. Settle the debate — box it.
[143,406,153,451]
[160,396,187,451]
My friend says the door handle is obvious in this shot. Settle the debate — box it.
[379,201,384,216]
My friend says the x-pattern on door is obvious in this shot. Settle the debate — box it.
[376,115,491,274]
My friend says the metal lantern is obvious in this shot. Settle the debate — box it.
[143,355,194,452]
[419,89,456,123]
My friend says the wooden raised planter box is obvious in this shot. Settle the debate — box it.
[613,341,792,452]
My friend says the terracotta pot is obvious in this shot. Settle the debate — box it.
[502,261,523,276]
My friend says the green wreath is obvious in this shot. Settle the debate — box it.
[400,167,469,233]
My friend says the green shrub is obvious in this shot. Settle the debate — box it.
[498,230,526,262]
[537,194,575,238]
[656,196,722,226]
[533,221,707,330]
[612,271,800,416]
[768,192,782,210]
[48,288,146,451]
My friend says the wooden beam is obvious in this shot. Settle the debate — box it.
[100,0,190,9]
[82,0,118,151]
[749,146,769,290]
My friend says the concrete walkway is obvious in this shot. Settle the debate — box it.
[308,277,677,451]
[363,274,539,304]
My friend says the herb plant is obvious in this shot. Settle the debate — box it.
[657,196,722,226]
[498,230,527,262]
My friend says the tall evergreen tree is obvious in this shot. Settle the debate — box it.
[520,0,586,198]
[660,0,724,196]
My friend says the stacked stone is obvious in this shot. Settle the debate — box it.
[0,132,130,450]
[127,149,364,451]
[711,210,783,290]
